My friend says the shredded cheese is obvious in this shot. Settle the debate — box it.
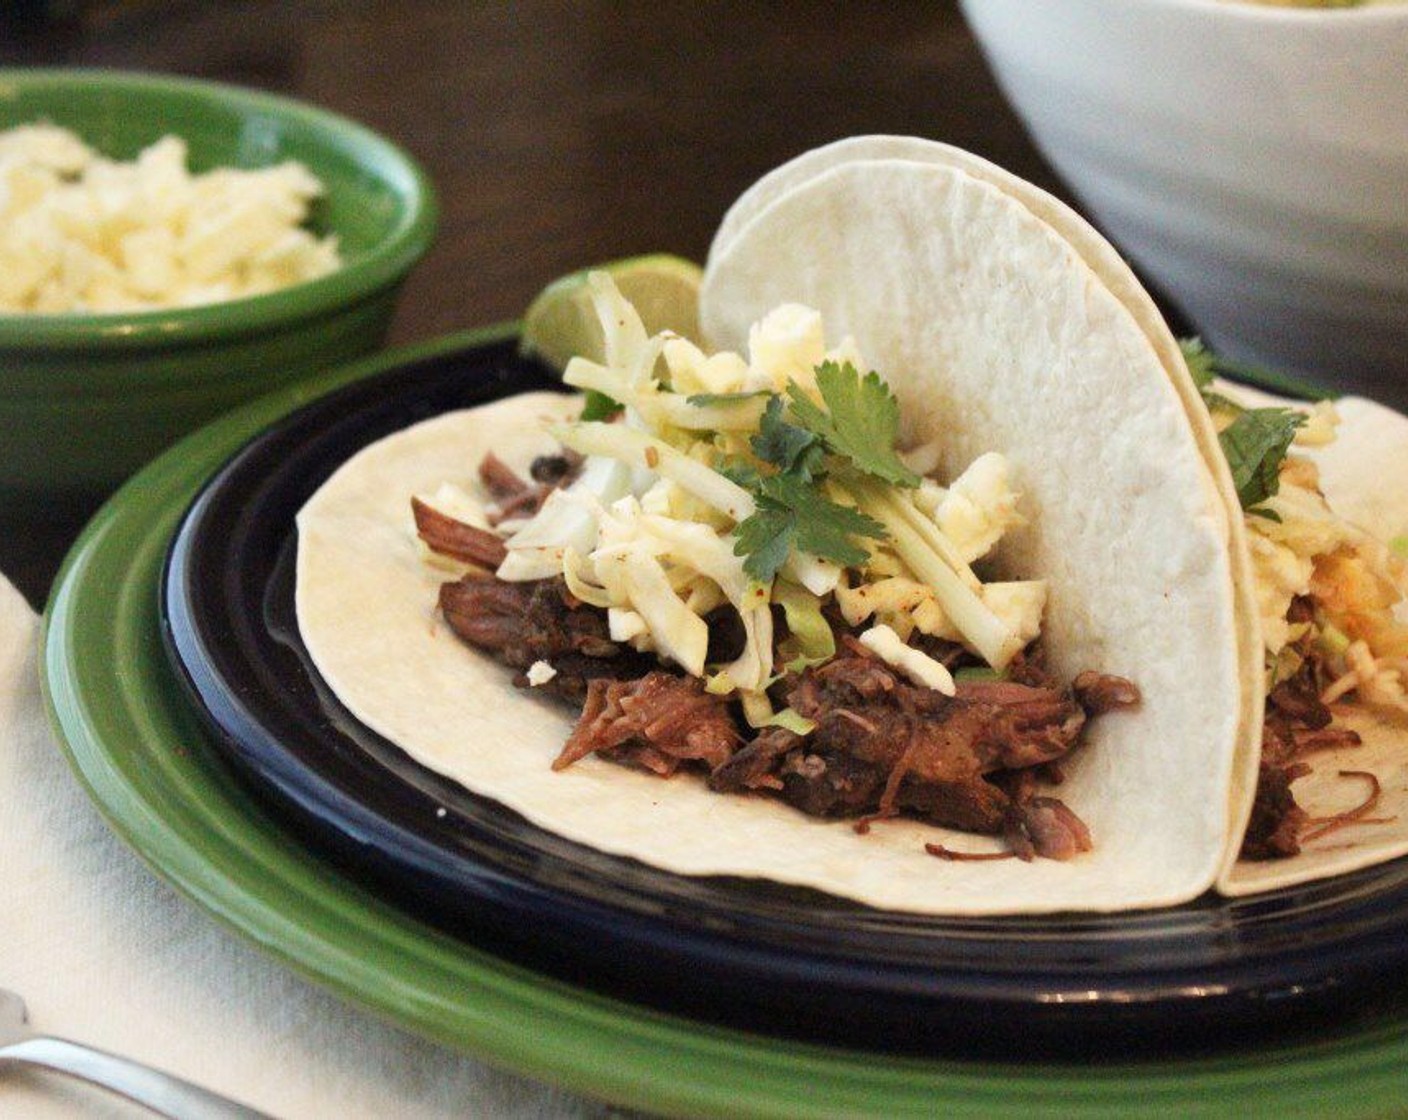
[0,123,341,312]
[858,623,956,695]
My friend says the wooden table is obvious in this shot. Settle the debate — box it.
[1,0,1154,608]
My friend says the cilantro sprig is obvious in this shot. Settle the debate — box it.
[787,361,922,487]
[735,474,883,580]
[725,360,916,582]
[1180,338,1306,518]
[751,395,825,480]
[1219,408,1305,516]
[1182,338,1247,417]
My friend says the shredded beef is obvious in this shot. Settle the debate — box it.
[477,451,579,525]
[1073,671,1143,716]
[412,497,508,569]
[778,747,888,818]
[741,649,1138,859]
[899,769,1012,835]
[430,546,1141,861]
[786,656,1099,788]
[682,648,1136,859]
[1241,628,1364,860]
[477,452,534,500]
[1005,796,1093,861]
[1267,678,1333,737]
[438,574,655,699]
[906,632,970,669]
[556,671,740,775]
[709,727,801,793]
[1241,760,1310,860]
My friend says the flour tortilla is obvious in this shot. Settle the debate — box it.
[708,136,1266,887]
[699,158,1243,911]
[300,161,1244,915]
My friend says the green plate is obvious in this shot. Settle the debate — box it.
[40,331,1408,1118]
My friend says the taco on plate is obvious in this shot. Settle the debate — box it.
[297,149,1249,916]
[701,136,1408,900]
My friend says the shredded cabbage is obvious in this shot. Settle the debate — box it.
[433,272,1044,695]
[773,579,836,669]
[1245,437,1408,715]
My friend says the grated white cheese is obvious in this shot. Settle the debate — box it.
[525,660,557,687]
[0,123,342,313]
[857,623,956,695]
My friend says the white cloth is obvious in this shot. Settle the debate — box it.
[0,574,612,1119]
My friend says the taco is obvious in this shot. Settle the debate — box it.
[700,137,1408,898]
[297,152,1247,916]
[1200,373,1408,896]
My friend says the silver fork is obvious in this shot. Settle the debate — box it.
[1,987,273,1118]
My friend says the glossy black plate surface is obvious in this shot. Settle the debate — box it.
[162,338,1408,1060]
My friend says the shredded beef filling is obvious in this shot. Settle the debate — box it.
[556,671,741,775]
[712,647,1131,860]
[438,574,656,700]
[412,497,508,569]
[430,558,1138,860]
[1240,599,1365,860]
[419,498,1140,862]
[1241,761,1310,861]
[474,450,583,525]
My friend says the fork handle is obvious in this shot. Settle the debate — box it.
[1,1036,271,1118]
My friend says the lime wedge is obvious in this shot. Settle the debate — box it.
[520,253,703,371]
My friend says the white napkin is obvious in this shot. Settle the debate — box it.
[0,573,615,1120]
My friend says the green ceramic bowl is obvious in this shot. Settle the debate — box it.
[0,68,438,515]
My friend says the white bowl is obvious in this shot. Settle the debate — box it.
[960,0,1408,405]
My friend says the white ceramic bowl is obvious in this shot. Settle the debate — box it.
[960,0,1408,405]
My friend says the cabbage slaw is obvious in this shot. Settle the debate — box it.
[428,272,1044,725]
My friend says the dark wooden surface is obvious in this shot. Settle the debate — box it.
[3,1,1082,609]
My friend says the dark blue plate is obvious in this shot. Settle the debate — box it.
[160,337,1408,1060]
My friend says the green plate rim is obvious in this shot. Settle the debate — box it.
[38,330,1408,1118]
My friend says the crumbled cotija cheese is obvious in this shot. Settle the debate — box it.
[0,123,342,312]
[857,623,956,695]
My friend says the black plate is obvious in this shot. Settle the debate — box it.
[161,337,1408,1060]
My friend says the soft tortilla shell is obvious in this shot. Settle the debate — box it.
[708,135,1266,889]
[299,391,1196,914]
[700,158,1244,911]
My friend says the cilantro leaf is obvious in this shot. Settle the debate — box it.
[733,473,886,582]
[1182,338,1312,513]
[766,474,885,563]
[1180,337,1216,392]
[580,389,622,421]
[720,363,918,580]
[732,504,797,583]
[785,361,921,487]
[1218,407,1305,511]
[751,395,825,479]
[716,457,762,490]
[1180,337,1245,416]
